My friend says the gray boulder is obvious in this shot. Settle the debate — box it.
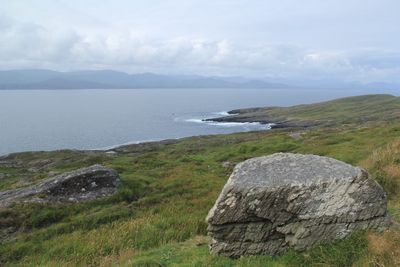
[0,164,120,207]
[207,153,390,257]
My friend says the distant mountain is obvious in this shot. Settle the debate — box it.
[1,69,398,90]
[0,69,288,89]
[260,77,400,91]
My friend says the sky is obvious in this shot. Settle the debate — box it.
[1,0,400,83]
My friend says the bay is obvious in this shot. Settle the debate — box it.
[0,88,385,155]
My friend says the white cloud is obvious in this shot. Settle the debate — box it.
[0,12,399,84]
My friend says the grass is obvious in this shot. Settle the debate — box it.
[361,139,400,201]
[1,96,400,266]
[232,94,400,127]
[276,94,400,123]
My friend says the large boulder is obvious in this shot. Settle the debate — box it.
[207,153,390,257]
[0,164,120,207]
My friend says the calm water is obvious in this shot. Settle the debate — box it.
[0,88,390,155]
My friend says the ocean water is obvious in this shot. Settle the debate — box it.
[0,88,384,155]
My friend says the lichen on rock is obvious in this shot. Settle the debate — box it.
[0,164,120,207]
[207,153,390,257]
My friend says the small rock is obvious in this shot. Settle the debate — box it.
[0,160,22,168]
[221,161,232,168]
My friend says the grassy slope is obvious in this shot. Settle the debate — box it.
[0,95,400,266]
[227,94,400,126]
[281,94,400,123]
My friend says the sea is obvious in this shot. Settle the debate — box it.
[0,88,391,155]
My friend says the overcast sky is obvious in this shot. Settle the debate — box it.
[1,0,400,83]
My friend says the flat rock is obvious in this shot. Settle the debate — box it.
[207,153,390,257]
[0,164,120,207]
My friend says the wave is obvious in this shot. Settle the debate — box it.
[185,118,274,129]
[212,111,230,116]
[94,111,272,152]
[91,138,164,151]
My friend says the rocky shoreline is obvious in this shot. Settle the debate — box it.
[204,108,318,129]
[204,94,400,129]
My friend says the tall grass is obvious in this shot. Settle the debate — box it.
[362,139,400,200]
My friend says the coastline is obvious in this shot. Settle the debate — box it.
[0,126,272,158]
[0,112,273,157]
[3,94,396,157]
[204,108,316,129]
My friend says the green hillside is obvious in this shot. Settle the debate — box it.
[270,94,400,124]
[0,95,400,266]
[215,94,400,128]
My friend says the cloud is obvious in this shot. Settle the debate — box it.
[0,13,399,84]
[0,14,79,65]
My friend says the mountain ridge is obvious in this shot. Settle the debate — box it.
[0,69,288,89]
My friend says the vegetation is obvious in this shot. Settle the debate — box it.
[1,95,400,266]
[231,94,400,127]
[269,94,400,124]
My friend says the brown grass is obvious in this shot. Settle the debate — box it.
[357,139,400,267]
[361,140,400,200]
[355,229,400,267]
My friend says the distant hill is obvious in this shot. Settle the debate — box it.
[0,69,288,89]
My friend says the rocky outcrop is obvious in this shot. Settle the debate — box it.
[204,108,318,129]
[207,153,390,257]
[0,165,120,207]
